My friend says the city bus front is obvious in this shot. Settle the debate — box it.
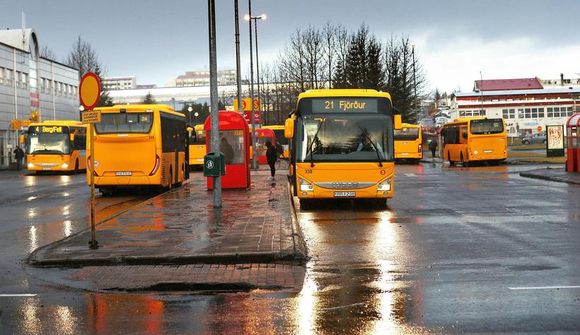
[188,124,206,169]
[90,107,160,189]
[26,125,75,172]
[291,94,396,202]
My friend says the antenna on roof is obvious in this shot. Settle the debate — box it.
[21,11,26,49]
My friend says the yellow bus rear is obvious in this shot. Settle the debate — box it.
[394,123,423,163]
[188,124,206,169]
[88,104,187,194]
[285,89,402,208]
[442,117,507,166]
[25,120,87,173]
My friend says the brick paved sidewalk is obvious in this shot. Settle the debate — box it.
[28,167,306,268]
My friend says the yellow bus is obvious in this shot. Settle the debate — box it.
[88,104,188,194]
[25,120,88,174]
[187,124,206,169]
[261,124,289,158]
[285,89,402,208]
[442,117,507,166]
[394,123,423,163]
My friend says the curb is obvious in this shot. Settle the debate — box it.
[28,250,302,268]
[519,171,580,185]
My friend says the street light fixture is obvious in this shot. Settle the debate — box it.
[245,13,266,124]
[246,0,258,169]
[187,105,193,124]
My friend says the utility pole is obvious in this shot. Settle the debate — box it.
[234,0,242,113]
[247,0,258,169]
[208,0,221,207]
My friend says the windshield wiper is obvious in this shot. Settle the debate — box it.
[305,118,325,167]
[359,127,383,167]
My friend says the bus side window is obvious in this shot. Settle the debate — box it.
[460,127,468,143]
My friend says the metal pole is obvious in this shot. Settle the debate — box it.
[412,44,416,120]
[234,0,243,113]
[89,123,98,249]
[248,0,258,169]
[254,17,261,125]
[208,0,222,207]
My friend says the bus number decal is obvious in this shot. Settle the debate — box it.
[305,169,313,174]
[324,100,334,110]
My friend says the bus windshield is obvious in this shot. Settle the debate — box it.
[28,132,70,154]
[470,119,504,135]
[297,114,392,162]
[394,128,419,141]
[95,113,153,134]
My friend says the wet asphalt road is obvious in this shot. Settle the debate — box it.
[1,164,579,334]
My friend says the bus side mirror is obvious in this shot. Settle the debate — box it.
[284,118,294,139]
[394,114,402,130]
[19,134,25,145]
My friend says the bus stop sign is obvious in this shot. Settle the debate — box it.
[79,72,101,111]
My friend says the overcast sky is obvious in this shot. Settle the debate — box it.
[2,0,579,93]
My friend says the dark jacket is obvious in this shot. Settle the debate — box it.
[266,145,278,164]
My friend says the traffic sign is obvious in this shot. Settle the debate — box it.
[537,126,543,132]
[81,110,101,123]
[79,72,101,111]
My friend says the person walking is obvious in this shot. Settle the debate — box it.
[265,141,278,180]
[428,139,438,159]
[13,146,25,171]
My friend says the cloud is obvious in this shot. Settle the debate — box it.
[420,34,580,93]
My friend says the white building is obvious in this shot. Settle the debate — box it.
[0,28,79,168]
[102,76,136,90]
[174,69,236,87]
[452,78,579,137]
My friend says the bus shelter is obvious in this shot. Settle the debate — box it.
[566,112,580,172]
[255,128,276,165]
[204,111,251,189]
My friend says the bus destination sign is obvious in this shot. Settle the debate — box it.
[311,98,379,113]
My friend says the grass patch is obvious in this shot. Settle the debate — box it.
[508,151,566,164]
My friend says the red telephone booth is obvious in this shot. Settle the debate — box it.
[566,113,580,172]
[255,128,276,165]
[204,111,251,189]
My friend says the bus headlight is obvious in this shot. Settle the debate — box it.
[61,163,68,169]
[299,178,314,192]
[377,179,391,191]
[27,162,34,169]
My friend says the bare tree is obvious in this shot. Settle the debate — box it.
[40,46,57,61]
[66,36,100,78]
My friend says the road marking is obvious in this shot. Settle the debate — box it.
[0,294,38,297]
[508,286,580,291]
[404,173,416,177]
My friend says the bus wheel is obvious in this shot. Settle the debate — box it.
[168,169,173,190]
[448,152,454,166]
[460,153,469,167]
[74,160,79,173]
[373,198,387,209]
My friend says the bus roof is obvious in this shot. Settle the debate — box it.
[298,89,392,100]
[261,125,284,130]
[445,116,502,126]
[400,123,421,129]
[95,104,185,118]
[28,120,86,127]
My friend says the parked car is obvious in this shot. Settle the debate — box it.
[521,132,546,144]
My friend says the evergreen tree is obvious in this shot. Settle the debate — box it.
[143,93,156,104]
[94,65,113,107]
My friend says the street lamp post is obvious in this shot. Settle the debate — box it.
[187,105,193,125]
[246,0,258,169]
[246,14,266,125]
[234,0,243,113]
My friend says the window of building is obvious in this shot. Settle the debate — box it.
[524,108,531,119]
[547,107,553,118]
[568,106,574,116]
[502,109,508,119]
[0,67,4,84]
[518,108,524,119]
[538,108,544,118]
[531,108,538,118]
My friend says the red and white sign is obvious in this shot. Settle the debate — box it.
[243,111,261,124]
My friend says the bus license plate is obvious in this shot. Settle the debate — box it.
[115,171,132,176]
[334,191,355,197]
